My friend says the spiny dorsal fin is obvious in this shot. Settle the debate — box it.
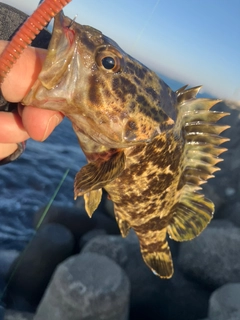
[167,97,229,241]
[74,150,125,199]
[176,85,202,104]
[84,189,102,217]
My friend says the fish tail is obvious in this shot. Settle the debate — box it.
[136,228,173,278]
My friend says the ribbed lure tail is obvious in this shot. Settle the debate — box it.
[0,0,72,85]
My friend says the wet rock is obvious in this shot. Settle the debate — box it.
[34,206,97,241]
[159,268,210,320]
[82,232,210,320]
[0,305,4,320]
[206,101,240,220]
[34,205,120,241]
[79,229,107,249]
[5,223,74,310]
[92,210,120,235]
[124,233,210,320]
[178,221,240,289]
[208,283,240,320]
[0,250,19,280]
[4,309,34,320]
[228,201,240,227]
[81,234,128,266]
[34,253,130,320]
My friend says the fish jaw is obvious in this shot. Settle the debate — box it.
[23,11,177,148]
[23,12,84,112]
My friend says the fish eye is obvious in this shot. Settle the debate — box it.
[102,56,115,70]
[95,47,123,73]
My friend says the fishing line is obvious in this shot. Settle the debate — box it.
[36,168,70,229]
[132,0,160,49]
[0,168,69,304]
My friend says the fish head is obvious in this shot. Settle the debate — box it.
[23,12,177,148]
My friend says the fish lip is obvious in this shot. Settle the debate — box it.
[0,141,26,166]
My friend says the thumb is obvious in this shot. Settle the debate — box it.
[20,105,64,141]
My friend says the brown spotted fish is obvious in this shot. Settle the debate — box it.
[23,12,229,278]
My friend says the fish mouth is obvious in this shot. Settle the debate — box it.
[38,11,78,90]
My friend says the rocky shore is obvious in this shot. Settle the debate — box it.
[1,3,240,320]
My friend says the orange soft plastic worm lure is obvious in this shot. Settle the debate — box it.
[0,0,72,85]
[0,0,71,165]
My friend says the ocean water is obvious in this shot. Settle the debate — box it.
[0,118,86,247]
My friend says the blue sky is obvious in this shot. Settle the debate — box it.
[3,0,240,101]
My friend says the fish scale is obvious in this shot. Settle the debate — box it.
[23,11,229,278]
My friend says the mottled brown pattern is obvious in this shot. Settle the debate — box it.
[23,12,229,278]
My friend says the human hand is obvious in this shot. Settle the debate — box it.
[0,40,64,160]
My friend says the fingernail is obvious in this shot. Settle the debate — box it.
[41,114,60,141]
[18,103,24,117]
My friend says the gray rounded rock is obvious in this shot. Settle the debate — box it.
[4,309,34,320]
[81,234,128,266]
[82,232,209,319]
[34,253,130,320]
[34,206,97,241]
[0,250,19,279]
[208,283,240,320]
[178,221,240,288]
[6,223,74,309]
[79,229,107,249]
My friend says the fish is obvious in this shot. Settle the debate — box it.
[23,12,229,278]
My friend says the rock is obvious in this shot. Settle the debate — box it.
[5,224,74,310]
[205,101,240,220]
[92,210,120,235]
[208,283,240,320]
[81,235,128,267]
[228,201,240,227]
[34,206,97,241]
[0,250,20,279]
[124,233,210,320]
[34,205,120,241]
[158,268,210,320]
[82,232,210,320]
[0,305,4,320]
[4,309,34,320]
[34,253,130,320]
[79,229,107,249]
[178,221,240,289]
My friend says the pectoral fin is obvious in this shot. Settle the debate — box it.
[167,190,214,241]
[74,150,125,199]
[84,189,102,218]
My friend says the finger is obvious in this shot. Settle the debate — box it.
[0,143,18,160]
[0,111,30,143]
[0,40,46,102]
[21,106,64,141]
